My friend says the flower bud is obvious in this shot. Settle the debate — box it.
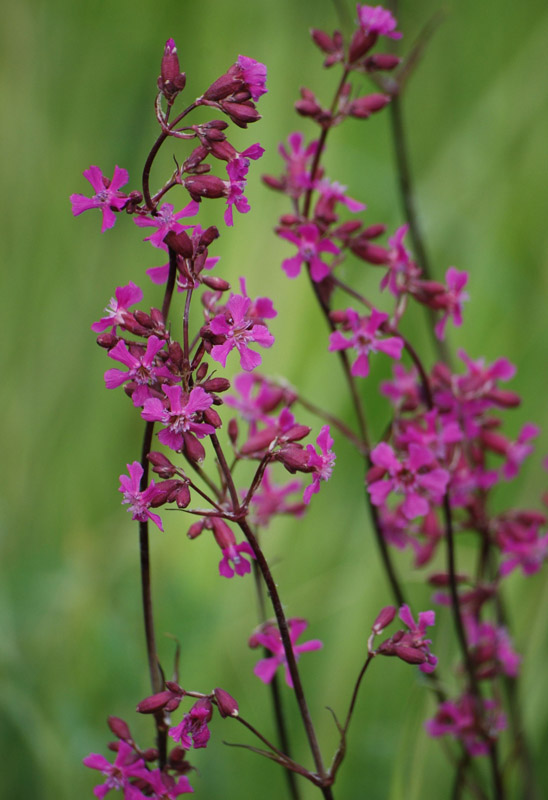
[199,226,220,247]
[175,483,191,509]
[158,39,186,100]
[137,691,174,714]
[183,175,226,200]
[202,377,230,392]
[371,605,397,635]
[183,431,206,463]
[164,229,194,258]
[364,53,401,72]
[349,29,377,63]
[108,716,132,741]
[214,688,239,717]
[221,101,261,126]
[203,406,222,428]
[349,94,391,118]
[202,275,231,291]
[228,418,238,444]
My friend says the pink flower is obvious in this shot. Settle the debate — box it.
[433,267,469,340]
[377,604,437,672]
[249,467,305,527]
[237,55,268,101]
[367,441,449,519]
[224,148,264,226]
[169,698,213,749]
[380,224,420,295]
[71,165,129,233]
[144,770,194,797]
[303,425,336,504]
[83,740,151,799]
[274,132,319,198]
[278,223,340,282]
[357,5,402,39]
[142,385,215,451]
[328,307,403,377]
[250,618,323,688]
[224,373,286,429]
[119,462,164,532]
[209,291,275,371]
[502,422,539,480]
[314,178,366,215]
[104,335,174,407]
[92,282,143,333]
[134,201,200,248]
[211,517,256,578]
[426,694,506,756]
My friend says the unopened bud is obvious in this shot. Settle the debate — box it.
[349,29,377,62]
[108,716,132,741]
[221,101,261,126]
[148,451,177,478]
[349,94,391,118]
[364,53,401,72]
[203,406,222,428]
[202,377,230,392]
[202,275,231,291]
[214,687,239,717]
[372,605,397,635]
[183,431,206,463]
[184,175,226,200]
[164,230,194,258]
[228,418,238,444]
[199,226,220,247]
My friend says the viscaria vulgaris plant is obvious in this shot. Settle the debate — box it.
[74,7,543,798]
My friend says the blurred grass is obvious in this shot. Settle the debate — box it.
[1,0,547,797]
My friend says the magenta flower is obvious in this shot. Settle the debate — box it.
[314,178,366,214]
[367,441,450,519]
[329,307,403,377]
[224,373,284,429]
[303,425,336,504]
[275,132,319,198]
[169,698,213,749]
[104,335,174,407]
[426,694,506,756]
[433,267,470,340]
[210,517,256,578]
[83,740,151,799]
[92,282,143,333]
[249,467,305,527]
[209,292,275,371]
[279,223,340,282]
[142,385,215,451]
[119,461,163,532]
[250,618,323,688]
[71,165,129,233]
[465,616,521,678]
[502,422,539,480]
[380,224,420,295]
[134,200,200,248]
[237,54,267,101]
[224,157,251,226]
[376,604,437,672]
[357,4,402,39]
[144,770,194,798]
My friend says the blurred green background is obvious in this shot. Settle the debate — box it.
[2,0,548,797]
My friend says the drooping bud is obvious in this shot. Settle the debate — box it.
[349,29,377,63]
[202,275,231,291]
[364,53,401,72]
[147,451,177,478]
[202,377,230,393]
[214,688,239,717]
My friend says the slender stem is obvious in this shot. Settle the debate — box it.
[210,433,241,512]
[162,247,178,321]
[329,653,374,778]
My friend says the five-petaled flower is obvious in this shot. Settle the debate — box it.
[250,618,323,688]
[119,461,164,532]
[211,517,256,578]
[169,698,213,750]
[104,335,174,407]
[83,739,151,799]
[303,425,336,504]
[134,200,200,248]
[92,282,144,334]
[71,165,129,233]
[278,223,340,282]
[209,291,275,371]
[328,307,403,377]
[142,385,215,451]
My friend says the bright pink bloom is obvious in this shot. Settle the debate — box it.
[92,282,143,333]
[119,462,163,532]
[237,55,268,101]
[250,618,323,688]
[71,165,129,233]
[104,335,174,407]
[279,223,340,282]
[380,363,421,411]
[144,770,194,797]
[134,200,199,248]
[376,604,437,672]
[381,224,420,295]
[210,517,256,578]
[357,5,402,39]
[169,698,213,749]
[303,425,336,504]
[329,307,403,377]
[494,510,548,576]
[426,694,506,756]
[367,441,449,519]
[276,132,319,198]
[224,373,286,429]
[210,292,275,371]
[465,616,521,678]
[142,385,215,451]
[224,148,264,226]
[249,467,305,527]
[83,740,151,799]
[314,178,367,214]
[433,267,469,340]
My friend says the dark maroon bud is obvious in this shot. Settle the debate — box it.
[191,342,206,370]
[142,748,159,762]
[395,646,428,665]
[350,240,389,264]
[480,430,508,454]
[96,332,118,349]
[363,223,387,239]
[137,691,174,714]
[204,119,229,131]
[371,606,397,635]
[195,362,209,382]
[149,479,180,507]
[228,418,238,444]
[199,226,220,247]
[364,53,401,72]
[428,572,467,587]
[349,29,377,62]
[183,145,209,172]
[310,28,335,53]
[118,317,149,337]
[276,443,311,473]
[283,424,312,442]
[204,406,222,428]
[330,309,348,325]
[280,214,301,226]
[232,89,252,104]
[183,175,226,200]
[221,101,260,125]
[150,308,165,326]
[295,96,323,118]
[486,389,521,408]
[366,465,386,483]
[240,428,277,455]
[167,342,184,371]
[134,310,154,328]
[187,520,206,539]
[108,716,132,741]
[349,93,391,118]
[165,681,184,695]
[204,127,228,143]
[183,431,206,462]
[334,220,362,237]
[211,518,234,549]
[214,688,239,717]
[204,74,242,101]
[148,451,177,478]
[202,275,230,291]
[159,39,186,98]
[202,377,230,393]
[262,175,284,191]
[175,484,191,509]
[124,190,143,213]
[209,139,237,162]
[164,229,194,258]
[193,250,208,275]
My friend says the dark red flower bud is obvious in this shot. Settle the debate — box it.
[350,240,389,264]
[486,389,521,408]
[204,74,242,101]
[202,275,231,291]
[310,29,335,53]
[395,646,428,665]
[364,53,401,72]
[96,332,119,349]
[108,716,132,741]
[275,443,311,473]
[137,691,174,714]
[183,145,209,172]
[221,101,261,125]
[349,93,391,118]
[175,484,191,509]
[240,428,277,455]
[209,140,237,162]
[183,431,206,463]
[349,29,377,62]
[203,406,222,428]
[199,226,220,247]
[147,452,177,478]
[142,748,159,762]
[164,230,194,258]
[194,362,209,383]
[363,223,387,239]
[183,175,226,200]
[202,377,230,392]
[214,688,239,718]
[372,606,397,635]
[366,464,386,483]
[187,520,206,539]
[158,39,186,99]
[228,418,238,444]
[149,479,181,507]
